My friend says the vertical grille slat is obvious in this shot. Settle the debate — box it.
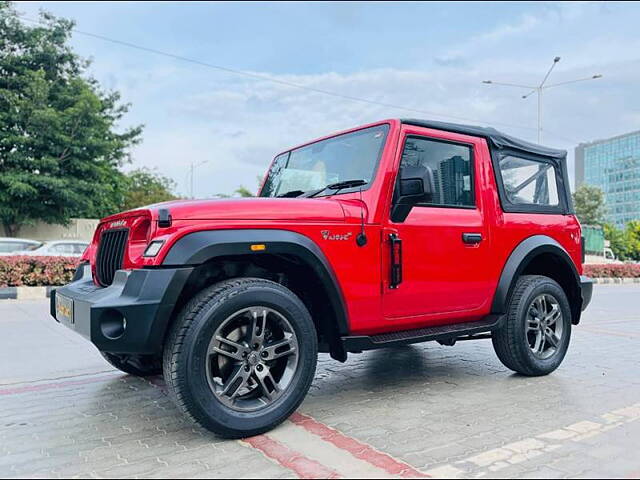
[96,229,129,287]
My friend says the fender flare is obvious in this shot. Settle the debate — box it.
[491,235,581,314]
[162,229,349,336]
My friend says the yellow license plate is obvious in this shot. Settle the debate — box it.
[56,294,74,325]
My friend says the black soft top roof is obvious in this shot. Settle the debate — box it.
[401,119,566,161]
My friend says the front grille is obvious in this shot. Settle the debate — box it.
[96,229,129,287]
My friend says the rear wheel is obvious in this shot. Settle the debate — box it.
[163,278,317,438]
[492,275,571,376]
[100,352,162,377]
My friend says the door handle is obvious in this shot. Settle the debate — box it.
[462,233,483,244]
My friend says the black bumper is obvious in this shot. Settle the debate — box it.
[580,275,593,311]
[51,264,193,354]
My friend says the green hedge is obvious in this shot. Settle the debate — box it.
[0,256,81,287]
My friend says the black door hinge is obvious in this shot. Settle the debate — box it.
[389,233,402,289]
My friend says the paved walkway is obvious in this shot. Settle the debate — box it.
[1,285,639,478]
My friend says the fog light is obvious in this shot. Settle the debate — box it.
[143,240,164,257]
[101,310,127,340]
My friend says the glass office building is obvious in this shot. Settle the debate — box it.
[575,130,640,228]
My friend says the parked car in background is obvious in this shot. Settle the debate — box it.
[16,240,89,257]
[0,238,42,256]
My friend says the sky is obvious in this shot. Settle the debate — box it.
[14,1,640,197]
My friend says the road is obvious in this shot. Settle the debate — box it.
[1,285,639,479]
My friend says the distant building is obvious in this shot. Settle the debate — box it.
[575,130,640,228]
[438,155,471,206]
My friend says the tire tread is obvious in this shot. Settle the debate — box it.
[492,275,569,377]
[163,277,315,438]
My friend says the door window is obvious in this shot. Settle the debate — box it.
[399,137,474,207]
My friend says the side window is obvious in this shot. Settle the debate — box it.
[400,136,474,207]
[53,244,72,254]
[499,155,559,207]
[0,242,16,253]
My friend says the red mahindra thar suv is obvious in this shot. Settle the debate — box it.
[52,119,593,438]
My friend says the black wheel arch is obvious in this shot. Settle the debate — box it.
[492,235,583,324]
[161,229,349,361]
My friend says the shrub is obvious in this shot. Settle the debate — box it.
[0,256,81,287]
[583,263,640,278]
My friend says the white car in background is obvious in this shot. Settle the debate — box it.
[14,240,89,258]
[0,238,43,255]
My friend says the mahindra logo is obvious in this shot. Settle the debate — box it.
[108,220,126,229]
[321,230,352,241]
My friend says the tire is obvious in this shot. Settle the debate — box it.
[163,278,318,439]
[100,352,162,377]
[492,275,572,376]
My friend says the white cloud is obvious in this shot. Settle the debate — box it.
[17,1,640,196]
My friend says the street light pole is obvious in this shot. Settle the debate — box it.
[482,57,602,144]
[538,87,542,143]
[189,160,209,199]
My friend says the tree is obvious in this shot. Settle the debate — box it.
[625,220,640,262]
[0,2,142,236]
[233,185,255,197]
[122,168,178,211]
[603,223,629,261]
[572,184,606,226]
[215,176,261,198]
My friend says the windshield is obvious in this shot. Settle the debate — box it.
[260,124,389,197]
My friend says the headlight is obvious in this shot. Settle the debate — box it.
[143,240,164,257]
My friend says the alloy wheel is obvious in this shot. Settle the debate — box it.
[526,293,564,360]
[206,306,299,411]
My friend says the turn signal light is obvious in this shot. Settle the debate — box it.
[143,240,165,257]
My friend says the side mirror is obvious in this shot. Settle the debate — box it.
[399,178,425,198]
[391,166,435,223]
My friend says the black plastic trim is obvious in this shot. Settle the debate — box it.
[580,275,593,311]
[51,264,193,354]
[491,235,581,314]
[462,233,483,244]
[389,233,402,288]
[342,314,504,352]
[158,208,172,228]
[401,119,566,159]
[162,229,350,336]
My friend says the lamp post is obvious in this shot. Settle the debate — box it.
[482,57,602,144]
[189,160,209,199]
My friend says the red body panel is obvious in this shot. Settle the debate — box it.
[86,119,583,336]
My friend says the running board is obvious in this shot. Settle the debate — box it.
[341,315,504,352]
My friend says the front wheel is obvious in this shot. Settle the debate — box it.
[163,278,318,438]
[492,275,572,376]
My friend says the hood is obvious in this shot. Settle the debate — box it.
[143,197,346,222]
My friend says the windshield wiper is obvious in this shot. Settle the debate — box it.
[276,190,306,198]
[306,179,367,198]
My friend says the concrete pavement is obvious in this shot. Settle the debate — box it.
[1,285,639,478]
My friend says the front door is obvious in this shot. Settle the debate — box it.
[382,128,494,324]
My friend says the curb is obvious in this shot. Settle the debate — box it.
[592,277,640,285]
[0,286,57,300]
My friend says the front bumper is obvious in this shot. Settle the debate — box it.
[580,275,593,311]
[51,264,193,354]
